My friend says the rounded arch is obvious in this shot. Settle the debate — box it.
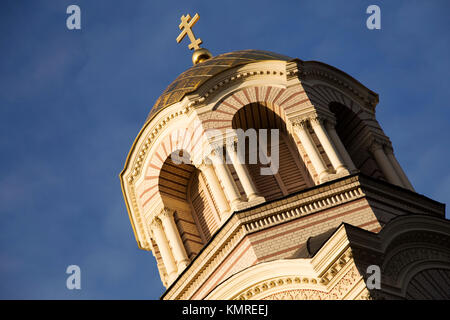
[205,259,320,300]
[381,228,450,287]
[404,264,450,299]
[302,82,365,116]
[157,150,221,259]
[231,102,314,201]
[374,215,450,298]
[137,118,209,213]
[205,258,361,300]
[207,85,308,131]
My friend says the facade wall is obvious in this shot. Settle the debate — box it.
[249,198,380,262]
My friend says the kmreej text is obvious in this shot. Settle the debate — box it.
[182,304,269,317]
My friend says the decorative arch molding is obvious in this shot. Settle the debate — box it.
[342,214,450,299]
[380,225,450,288]
[135,113,214,215]
[403,264,450,299]
[121,102,212,250]
[187,60,288,110]
[200,85,309,132]
[401,261,450,296]
[205,248,365,300]
[377,214,450,252]
[301,82,388,145]
[298,60,379,112]
[259,264,365,300]
[302,82,366,116]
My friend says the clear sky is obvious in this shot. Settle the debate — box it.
[0,0,449,299]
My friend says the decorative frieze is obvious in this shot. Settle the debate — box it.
[187,69,286,108]
[243,186,364,233]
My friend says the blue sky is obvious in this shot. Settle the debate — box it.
[0,0,449,299]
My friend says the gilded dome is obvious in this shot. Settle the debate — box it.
[146,49,293,122]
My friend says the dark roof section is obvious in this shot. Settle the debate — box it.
[146,49,293,122]
[289,227,338,259]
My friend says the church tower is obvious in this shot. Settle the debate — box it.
[120,15,450,300]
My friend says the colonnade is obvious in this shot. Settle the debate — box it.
[292,115,413,191]
[149,142,265,284]
[292,116,356,183]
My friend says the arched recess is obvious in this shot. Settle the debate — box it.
[207,85,337,186]
[231,102,314,201]
[158,151,221,258]
[329,102,385,180]
[405,266,450,299]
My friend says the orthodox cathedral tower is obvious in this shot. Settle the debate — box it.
[120,14,450,300]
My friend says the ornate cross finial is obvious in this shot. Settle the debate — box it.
[176,13,213,65]
[176,13,202,50]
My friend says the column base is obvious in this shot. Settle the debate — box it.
[318,171,331,183]
[230,199,245,212]
[319,169,353,183]
[234,196,266,211]
[335,166,351,176]
[167,272,178,284]
[177,260,190,271]
[220,209,233,221]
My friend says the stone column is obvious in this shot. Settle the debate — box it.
[200,161,231,217]
[159,209,190,271]
[370,141,403,186]
[151,218,177,283]
[310,117,349,175]
[226,142,261,201]
[210,150,242,210]
[385,147,415,191]
[324,121,357,172]
[293,120,329,182]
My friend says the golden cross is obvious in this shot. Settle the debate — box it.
[176,13,203,50]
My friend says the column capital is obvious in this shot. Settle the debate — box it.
[159,208,175,221]
[324,118,337,130]
[224,138,238,153]
[292,118,309,130]
[369,140,384,154]
[309,115,326,127]
[384,144,394,155]
[150,217,163,231]
[198,157,213,170]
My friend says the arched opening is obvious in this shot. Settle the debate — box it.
[405,268,450,299]
[158,151,220,259]
[231,102,313,201]
[329,102,385,180]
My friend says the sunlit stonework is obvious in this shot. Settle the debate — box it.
[119,16,450,300]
